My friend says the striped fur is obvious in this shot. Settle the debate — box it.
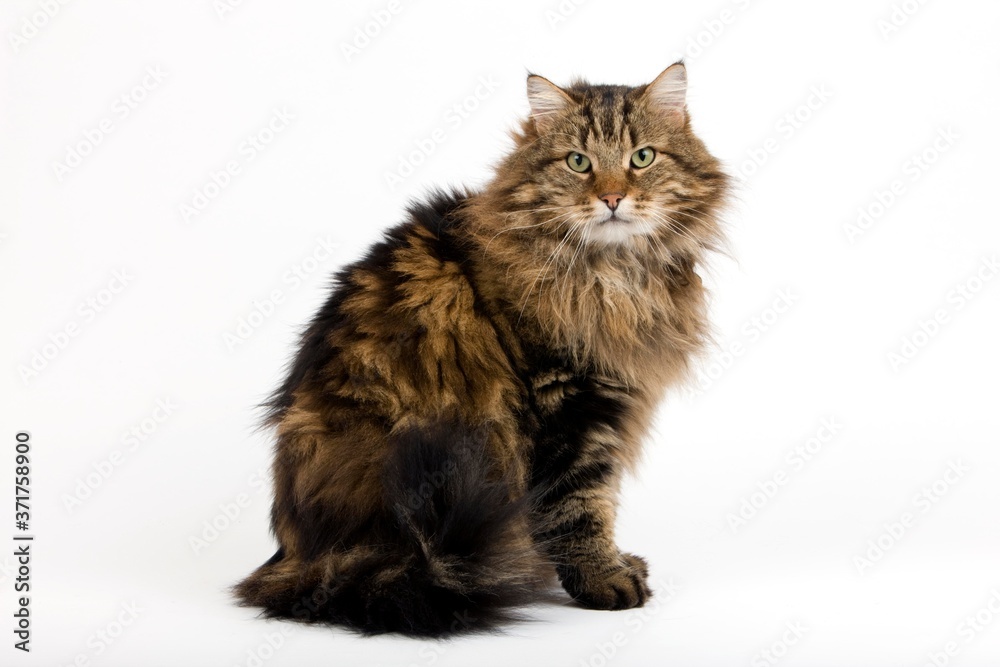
[235,63,729,636]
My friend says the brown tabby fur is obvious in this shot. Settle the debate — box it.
[235,62,729,636]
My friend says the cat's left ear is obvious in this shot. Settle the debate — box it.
[527,74,574,134]
[641,62,688,124]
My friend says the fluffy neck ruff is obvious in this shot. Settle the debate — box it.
[465,197,713,390]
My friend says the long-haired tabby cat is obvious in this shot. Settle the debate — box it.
[235,62,728,636]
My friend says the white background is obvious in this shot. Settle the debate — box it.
[2,0,999,665]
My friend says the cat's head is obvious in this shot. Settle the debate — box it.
[485,63,728,258]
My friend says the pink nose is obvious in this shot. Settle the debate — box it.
[600,192,625,211]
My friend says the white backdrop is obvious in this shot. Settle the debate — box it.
[2,0,999,665]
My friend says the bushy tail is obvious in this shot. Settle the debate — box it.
[235,426,549,636]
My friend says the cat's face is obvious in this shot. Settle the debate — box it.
[495,64,727,257]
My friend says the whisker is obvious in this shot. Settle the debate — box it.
[516,215,579,326]
[482,211,574,255]
[646,210,703,248]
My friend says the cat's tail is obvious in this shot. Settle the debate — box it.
[234,425,550,637]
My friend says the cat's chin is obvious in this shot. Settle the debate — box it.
[583,213,656,247]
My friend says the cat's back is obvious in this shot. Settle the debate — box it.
[338,189,481,342]
[270,189,520,426]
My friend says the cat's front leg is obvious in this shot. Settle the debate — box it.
[532,448,651,610]
[556,520,652,610]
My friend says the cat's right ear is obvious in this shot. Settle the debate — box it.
[641,62,688,125]
[527,75,573,134]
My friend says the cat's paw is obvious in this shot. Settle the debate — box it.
[559,552,651,610]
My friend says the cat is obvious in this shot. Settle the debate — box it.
[235,62,729,637]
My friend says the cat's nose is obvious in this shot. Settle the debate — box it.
[599,192,625,211]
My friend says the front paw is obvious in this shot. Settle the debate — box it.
[558,552,651,610]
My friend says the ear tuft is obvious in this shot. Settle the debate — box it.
[642,63,687,122]
[527,75,573,133]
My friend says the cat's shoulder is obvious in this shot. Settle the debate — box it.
[405,188,470,236]
[335,189,480,324]
[389,188,476,282]
[344,188,472,275]
[402,188,474,265]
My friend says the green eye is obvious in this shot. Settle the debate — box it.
[631,147,655,168]
[567,152,592,173]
